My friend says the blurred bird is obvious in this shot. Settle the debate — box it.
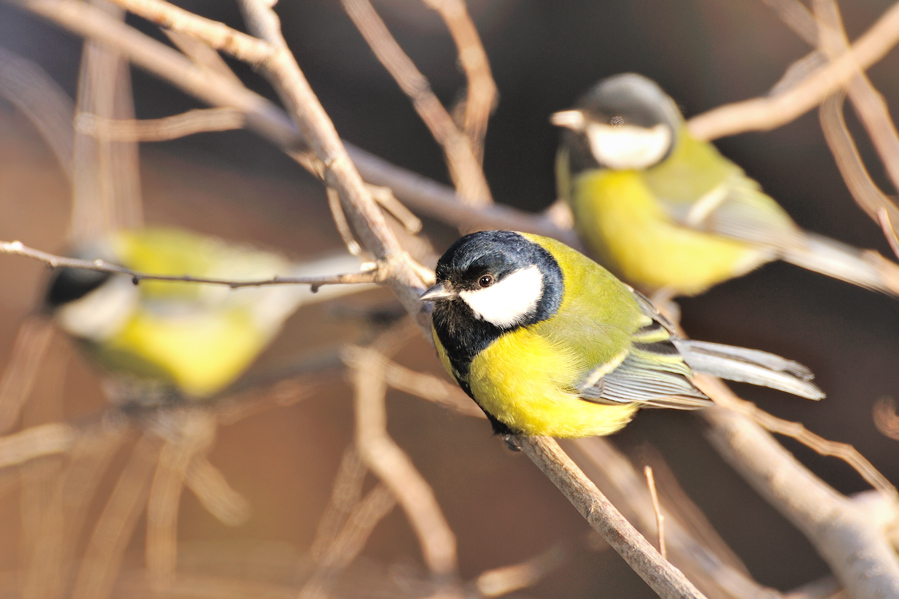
[44,227,371,403]
[553,73,899,298]
[421,231,823,438]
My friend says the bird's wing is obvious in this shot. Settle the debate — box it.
[656,170,899,294]
[659,172,806,250]
[572,291,712,410]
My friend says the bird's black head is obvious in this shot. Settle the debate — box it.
[421,230,564,401]
[44,265,113,310]
[426,230,563,330]
[552,73,682,173]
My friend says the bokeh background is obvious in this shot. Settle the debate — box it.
[0,1,898,597]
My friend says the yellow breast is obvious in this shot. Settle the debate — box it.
[467,327,639,438]
[571,170,766,295]
[91,307,270,398]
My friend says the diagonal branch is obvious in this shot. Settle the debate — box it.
[237,0,429,327]
[518,436,706,599]
[688,2,899,141]
[423,0,497,165]
[698,376,899,598]
[342,0,492,205]
[7,0,570,240]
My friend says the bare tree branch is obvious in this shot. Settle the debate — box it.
[566,437,773,599]
[688,2,899,140]
[0,239,381,290]
[698,376,899,598]
[814,0,899,213]
[6,0,571,240]
[518,436,707,599]
[342,0,493,205]
[423,0,497,165]
[344,340,460,587]
[71,432,162,599]
[0,316,56,435]
[69,0,142,243]
[0,45,75,181]
[75,107,245,141]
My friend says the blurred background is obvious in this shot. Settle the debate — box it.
[0,1,898,597]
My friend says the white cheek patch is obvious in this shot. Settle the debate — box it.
[586,122,671,170]
[56,275,139,341]
[459,265,544,328]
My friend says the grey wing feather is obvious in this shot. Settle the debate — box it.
[577,312,713,410]
[664,173,801,249]
[580,348,713,409]
[665,175,899,295]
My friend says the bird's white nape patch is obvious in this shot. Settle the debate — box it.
[56,275,139,341]
[586,122,671,170]
[459,265,544,328]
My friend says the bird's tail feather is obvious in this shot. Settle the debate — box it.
[781,232,899,295]
[673,339,824,400]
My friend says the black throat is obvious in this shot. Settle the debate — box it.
[430,233,564,388]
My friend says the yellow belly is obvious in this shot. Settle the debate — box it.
[571,171,768,295]
[468,328,638,438]
[91,308,269,398]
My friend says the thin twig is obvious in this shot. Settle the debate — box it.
[107,0,274,63]
[9,0,572,240]
[300,483,396,599]
[20,420,128,599]
[644,465,667,560]
[713,378,897,499]
[877,208,899,260]
[473,540,572,597]
[75,107,245,141]
[163,28,244,85]
[423,0,497,164]
[566,437,769,599]
[310,448,369,562]
[146,410,218,592]
[760,0,819,46]
[0,239,381,289]
[70,0,143,242]
[345,341,460,586]
[819,93,899,226]
[0,421,78,468]
[368,184,423,234]
[342,0,492,206]
[238,0,430,325]
[813,0,899,215]
[0,315,56,435]
[327,187,364,257]
[0,45,75,181]
[184,455,251,527]
[71,432,163,599]
[378,355,485,419]
[19,339,71,599]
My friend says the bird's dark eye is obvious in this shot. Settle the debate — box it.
[478,274,494,288]
[609,115,624,127]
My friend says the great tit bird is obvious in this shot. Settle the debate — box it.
[44,227,369,402]
[420,231,823,438]
[553,73,898,297]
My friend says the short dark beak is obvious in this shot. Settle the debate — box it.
[420,283,456,302]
